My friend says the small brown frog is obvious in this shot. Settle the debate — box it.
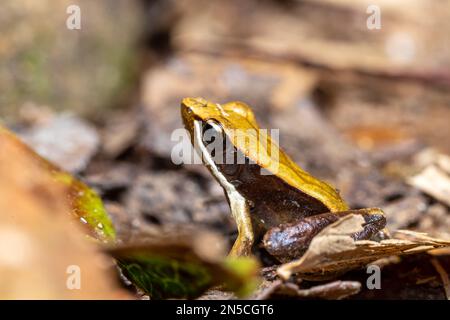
[181,97,386,259]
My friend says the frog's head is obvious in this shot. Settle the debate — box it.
[181,97,258,138]
[181,97,261,174]
[180,97,349,213]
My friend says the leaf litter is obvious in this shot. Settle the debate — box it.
[277,214,450,281]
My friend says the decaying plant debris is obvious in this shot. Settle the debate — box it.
[109,229,260,299]
[0,126,260,299]
[0,127,128,299]
[1,0,450,300]
[277,214,450,281]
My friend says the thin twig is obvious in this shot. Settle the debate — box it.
[431,258,450,300]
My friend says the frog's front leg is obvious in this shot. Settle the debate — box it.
[263,208,387,262]
[227,191,254,257]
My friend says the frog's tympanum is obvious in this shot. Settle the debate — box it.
[181,97,386,259]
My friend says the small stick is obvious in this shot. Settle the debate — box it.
[431,258,450,300]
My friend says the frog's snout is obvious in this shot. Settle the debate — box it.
[182,104,193,115]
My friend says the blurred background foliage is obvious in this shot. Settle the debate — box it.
[1,0,450,300]
[0,0,142,120]
[1,0,449,152]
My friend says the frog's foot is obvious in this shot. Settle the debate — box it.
[263,208,387,262]
[351,209,389,241]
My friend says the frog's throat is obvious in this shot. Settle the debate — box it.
[193,120,247,213]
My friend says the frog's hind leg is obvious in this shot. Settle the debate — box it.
[227,191,254,257]
[263,208,387,262]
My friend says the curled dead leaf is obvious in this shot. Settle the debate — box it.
[277,214,450,281]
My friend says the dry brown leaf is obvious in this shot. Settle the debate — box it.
[277,214,450,281]
[0,126,129,299]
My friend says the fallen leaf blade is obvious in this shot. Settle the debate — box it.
[278,214,450,280]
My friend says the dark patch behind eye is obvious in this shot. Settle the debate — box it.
[202,121,227,160]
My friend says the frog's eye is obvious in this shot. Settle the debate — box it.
[201,120,228,159]
[202,120,225,147]
[202,120,223,137]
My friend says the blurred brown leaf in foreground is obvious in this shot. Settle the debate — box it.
[0,127,129,299]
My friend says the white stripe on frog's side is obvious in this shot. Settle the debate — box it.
[194,120,242,201]
[193,120,253,255]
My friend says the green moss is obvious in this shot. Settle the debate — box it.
[53,171,116,242]
[117,255,213,299]
[112,246,260,299]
